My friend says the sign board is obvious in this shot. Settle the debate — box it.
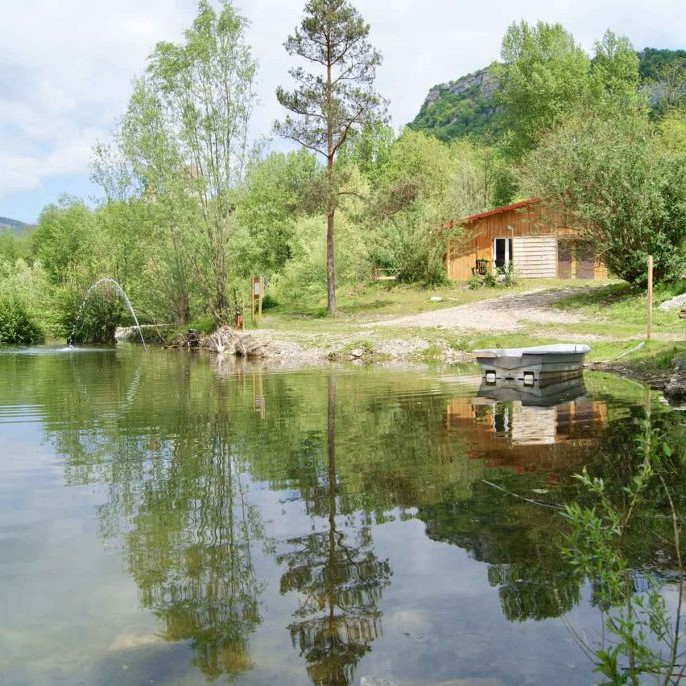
[251,276,264,325]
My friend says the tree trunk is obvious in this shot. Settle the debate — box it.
[327,204,336,316]
[326,150,336,315]
[326,40,336,317]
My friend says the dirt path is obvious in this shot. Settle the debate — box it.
[245,287,599,365]
[368,288,589,332]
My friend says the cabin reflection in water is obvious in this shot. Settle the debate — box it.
[445,385,608,473]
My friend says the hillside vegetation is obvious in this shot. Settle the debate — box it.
[0,217,32,235]
[409,48,686,142]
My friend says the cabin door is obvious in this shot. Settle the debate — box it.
[558,239,572,278]
[575,242,595,279]
[493,237,513,272]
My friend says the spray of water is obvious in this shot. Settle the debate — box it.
[69,278,147,350]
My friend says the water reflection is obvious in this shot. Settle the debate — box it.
[123,398,264,679]
[278,377,391,686]
[1,350,683,686]
[447,386,606,473]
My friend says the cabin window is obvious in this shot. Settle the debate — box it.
[493,237,513,272]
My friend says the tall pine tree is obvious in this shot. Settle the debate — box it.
[276,0,386,315]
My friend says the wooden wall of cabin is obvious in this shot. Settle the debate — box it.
[445,204,607,280]
[556,239,608,280]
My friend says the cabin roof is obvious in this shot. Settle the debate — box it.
[456,198,541,226]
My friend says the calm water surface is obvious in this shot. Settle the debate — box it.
[0,347,680,686]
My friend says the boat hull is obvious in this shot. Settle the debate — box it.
[477,376,587,406]
[474,344,590,386]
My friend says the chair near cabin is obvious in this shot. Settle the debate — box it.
[473,258,489,276]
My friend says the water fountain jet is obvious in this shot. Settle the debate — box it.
[69,278,147,350]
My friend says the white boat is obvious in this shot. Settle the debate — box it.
[473,344,591,387]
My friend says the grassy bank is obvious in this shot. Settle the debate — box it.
[237,278,685,373]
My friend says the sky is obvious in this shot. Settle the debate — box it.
[1,0,685,224]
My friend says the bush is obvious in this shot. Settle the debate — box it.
[60,289,125,344]
[0,297,44,345]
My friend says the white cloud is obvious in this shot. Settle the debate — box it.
[0,0,196,197]
[1,0,685,212]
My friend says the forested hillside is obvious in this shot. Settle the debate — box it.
[0,217,31,234]
[409,47,686,141]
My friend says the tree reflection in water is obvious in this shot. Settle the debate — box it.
[114,378,264,680]
[278,376,392,686]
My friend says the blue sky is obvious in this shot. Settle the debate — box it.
[1,0,685,224]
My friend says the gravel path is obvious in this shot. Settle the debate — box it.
[368,288,588,332]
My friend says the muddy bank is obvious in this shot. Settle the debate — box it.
[589,359,686,402]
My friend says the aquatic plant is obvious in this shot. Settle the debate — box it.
[562,422,686,685]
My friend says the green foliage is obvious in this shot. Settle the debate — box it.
[495,21,592,157]
[234,149,321,276]
[468,265,516,289]
[380,206,452,286]
[658,107,686,154]
[337,122,395,183]
[522,108,686,285]
[650,58,686,116]
[561,426,686,685]
[32,197,100,286]
[0,296,43,345]
[0,230,30,263]
[372,129,453,215]
[270,213,370,299]
[591,31,641,108]
[62,288,125,345]
[639,48,686,81]
[0,257,54,336]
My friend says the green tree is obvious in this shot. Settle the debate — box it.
[522,109,686,284]
[235,149,320,277]
[32,197,99,287]
[337,122,395,185]
[97,0,257,325]
[658,107,686,154]
[364,130,481,284]
[590,30,641,106]
[276,0,387,315]
[654,59,686,114]
[0,230,29,264]
[495,21,590,156]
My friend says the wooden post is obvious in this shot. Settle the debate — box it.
[647,255,653,341]
[258,283,263,324]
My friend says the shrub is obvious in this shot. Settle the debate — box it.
[0,297,44,345]
[60,289,125,344]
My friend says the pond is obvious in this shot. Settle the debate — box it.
[0,346,682,686]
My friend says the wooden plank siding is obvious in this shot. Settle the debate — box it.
[513,236,557,278]
[444,199,607,281]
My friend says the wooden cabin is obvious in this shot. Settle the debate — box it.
[444,198,608,281]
